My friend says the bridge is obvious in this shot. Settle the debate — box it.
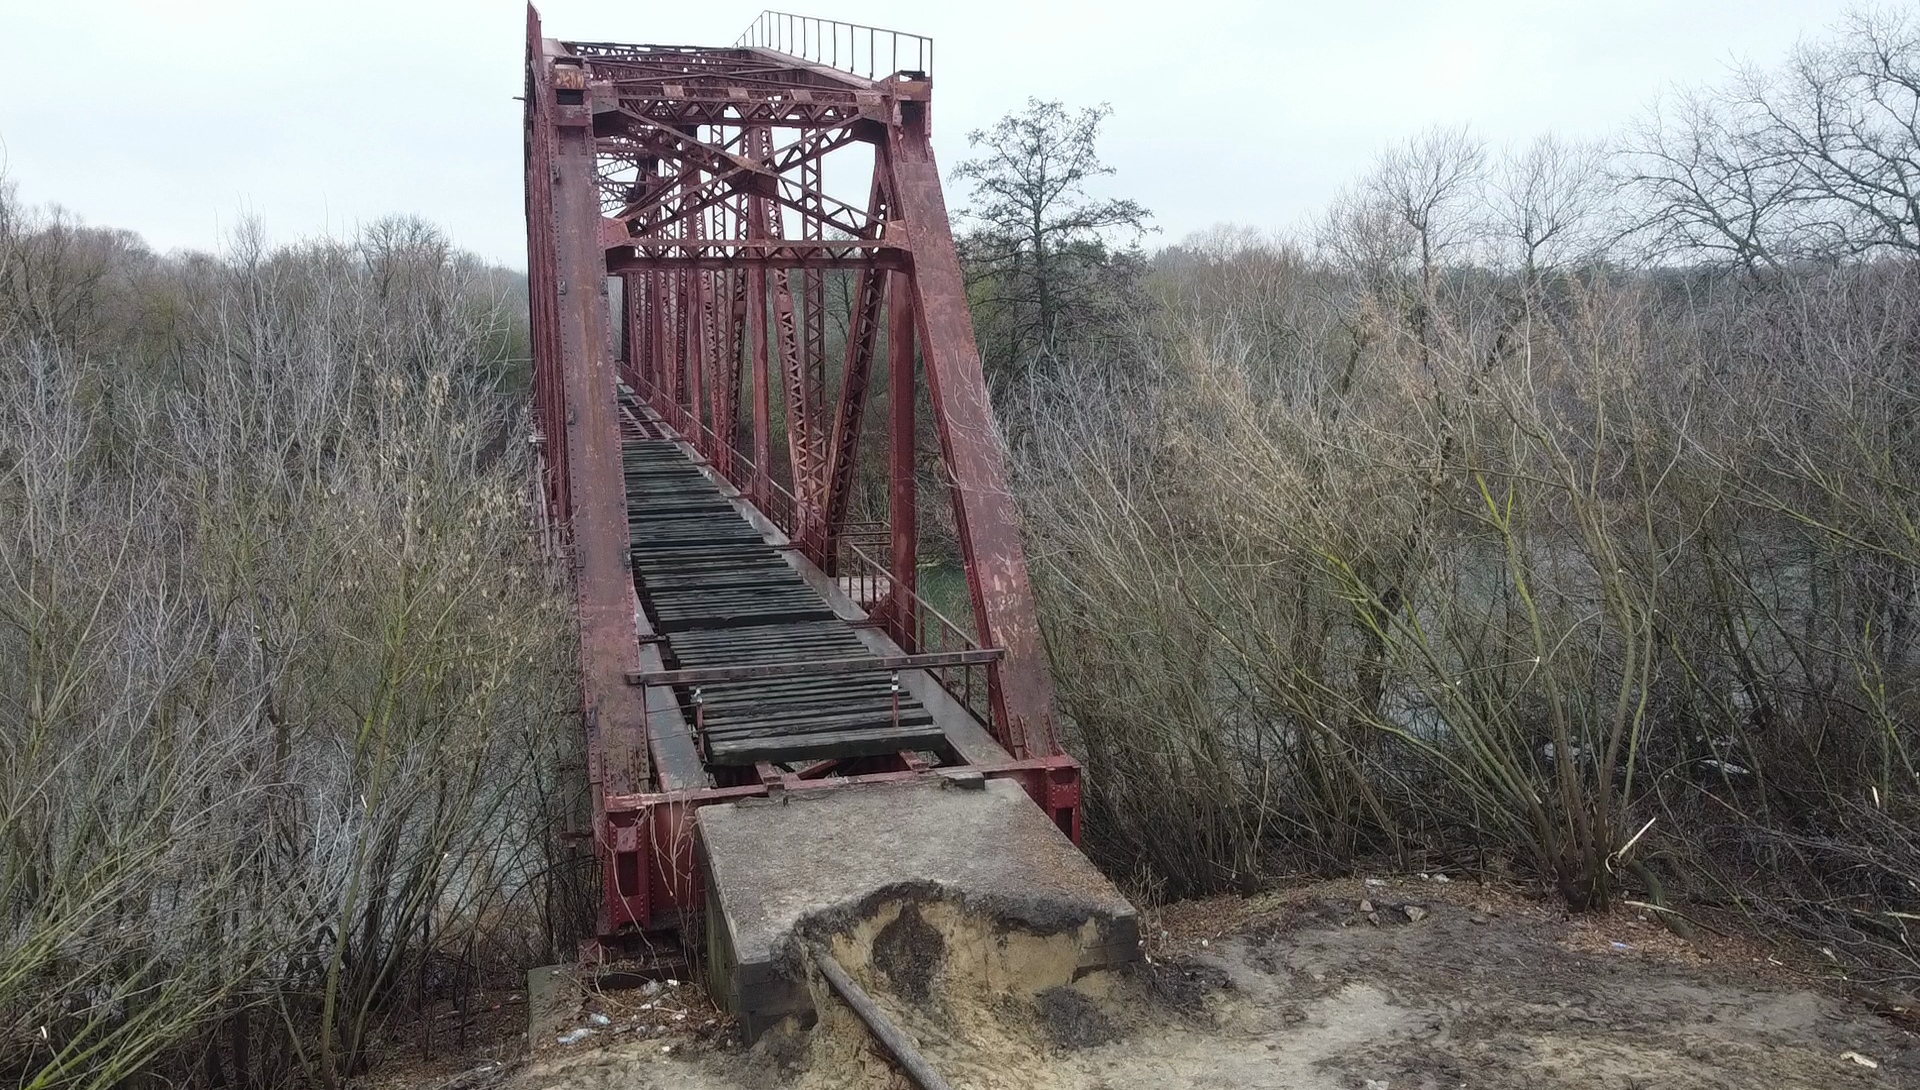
[522,8,1137,1039]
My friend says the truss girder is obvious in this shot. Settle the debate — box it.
[524,9,1064,940]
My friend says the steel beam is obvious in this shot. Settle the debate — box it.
[887,269,918,650]
[885,105,1058,760]
[533,41,652,796]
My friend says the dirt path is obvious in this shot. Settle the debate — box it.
[424,878,1920,1090]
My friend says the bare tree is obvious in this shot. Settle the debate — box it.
[0,215,577,1090]
[1623,91,1794,270]
[1321,125,1486,375]
[1626,6,1920,266]
[1752,7,1920,258]
[1376,125,1489,278]
[1491,134,1611,285]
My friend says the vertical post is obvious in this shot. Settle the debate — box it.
[650,271,669,416]
[704,271,724,460]
[721,262,747,482]
[765,213,810,541]
[748,257,771,504]
[673,273,690,432]
[887,270,918,651]
[747,130,774,506]
[887,102,1057,760]
[621,273,643,392]
[771,267,808,501]
[802,154,829,504]
[685,275,706,452]
[533,44,649,798]
[639,275,654,396]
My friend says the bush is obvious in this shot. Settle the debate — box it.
[0,200,580,1089]
[1011,52,1920,991]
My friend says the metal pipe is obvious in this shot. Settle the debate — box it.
[811,949,954,1090]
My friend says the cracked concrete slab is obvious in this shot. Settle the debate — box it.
[697,777,1139,1039]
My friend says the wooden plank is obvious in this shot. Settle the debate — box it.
[701,698,916,723]
[697,680,899,704]
[701,708,935,737]
[655,612,839,632]
[707,723,949,765]
[630,649,1001,687]
[620,431,968,774]
[698,682,900,708]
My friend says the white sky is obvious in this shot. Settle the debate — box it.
[0,0,1853,267]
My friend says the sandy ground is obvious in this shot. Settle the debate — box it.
[399,877,1920,1090]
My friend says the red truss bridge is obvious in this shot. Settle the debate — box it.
[523,7,1136,1036]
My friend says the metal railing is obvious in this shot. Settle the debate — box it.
[735,11,932,78]
[838,540,995,728]
[630,375,999,733]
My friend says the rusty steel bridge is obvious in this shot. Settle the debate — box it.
[523,10,1125,1013]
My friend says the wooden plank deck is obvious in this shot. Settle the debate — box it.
[622,432,940,768]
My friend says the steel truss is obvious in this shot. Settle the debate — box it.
[525,7,1072,954]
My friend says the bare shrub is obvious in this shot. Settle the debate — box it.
[0,200,577,1088]
[1014,13,1920,994]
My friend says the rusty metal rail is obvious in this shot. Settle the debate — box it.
[812,948,954,1090]
[735,10,932,77]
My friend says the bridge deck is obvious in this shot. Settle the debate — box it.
[620,413,959,771]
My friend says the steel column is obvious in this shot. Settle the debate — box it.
[887,270,918,651]
[528,36,650,797]
[886,105,1057,760]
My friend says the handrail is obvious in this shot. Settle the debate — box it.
[838,540,996,729]
[843,541,974,644]
[735,11,932,78]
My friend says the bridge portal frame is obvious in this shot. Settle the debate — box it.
[524,7,1079,952]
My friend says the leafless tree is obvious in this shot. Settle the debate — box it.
[0,197,579,1090]
[1490,135,1611,285]
[1626,6,1920,266]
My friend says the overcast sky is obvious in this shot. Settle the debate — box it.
[0,0,1852,267]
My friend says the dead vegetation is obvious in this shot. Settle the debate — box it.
[1012,5,1920,1000]
[11,8,1920,1089]
[0,185,581,1089]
